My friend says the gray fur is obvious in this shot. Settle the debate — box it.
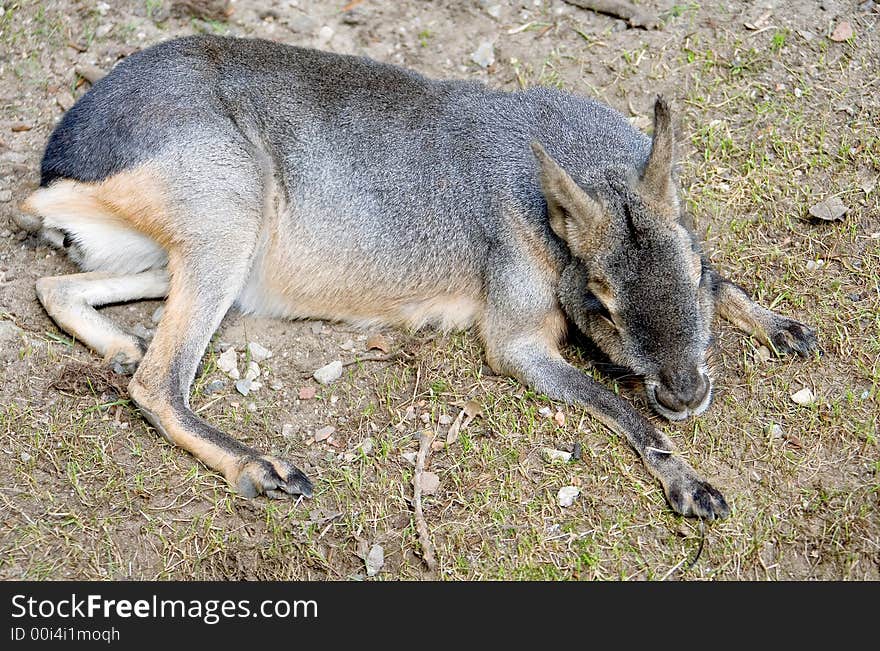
[26,35,819,519]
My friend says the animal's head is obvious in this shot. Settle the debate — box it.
[534,97,715,421]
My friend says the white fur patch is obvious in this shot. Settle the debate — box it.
[27,183,167,274]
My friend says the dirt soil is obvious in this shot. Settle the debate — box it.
[0,0,878,580]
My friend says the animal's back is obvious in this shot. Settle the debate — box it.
[32,35,652,327]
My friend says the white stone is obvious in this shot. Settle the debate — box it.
[365,544,384,577]
[557,486,580,508]
[244,360,261,381]
[791,387,816,406]
[471,41,495,68]
[247,341,272,362]
[217,348,239,379]
[313,360,343,385]
[541,448,572,465]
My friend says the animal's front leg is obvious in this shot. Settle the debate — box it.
[490,338,730,520]
[711,270,819,357]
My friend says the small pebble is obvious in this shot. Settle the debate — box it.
[299,386,317,400]
[282,423,296,438]
[538,406,552,417]
[269,380,283,391]
[217,348,239,379]
[541,447,572,465]
[235,378,253,396]
[769,423,784,438]
[557,486,580,507]
[401,451,418,465]
[244,360,260,381]
[313,360,343,385]
[247,341,272,362]
[20,451,32,463]
[0,189,12,202]
[365,544,384,577]
[204,379,225,395]
[791,387,816,406]
[151,306,164,323]
[471,41,495,68]
[418,471,440,495]
[315,425,335,442]
[359,437,374,455]
[317,25,334,43]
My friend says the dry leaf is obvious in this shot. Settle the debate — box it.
[365,333,390,354]
[857,170,877,196]
[75,64,106,85]
[783,432,803,448]
[807,196,847,222]
[553,411,565,427]
[463,400,482,419]
[446,412,464,445]
[829,21,853,42]
[744,10,772,30]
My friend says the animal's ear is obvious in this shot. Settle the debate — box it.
[531,141,606,255]
[640,96,677,210]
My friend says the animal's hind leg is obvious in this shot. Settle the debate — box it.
[711,270,818,357]
[129,247,312,499]
[36,270,169,373]
[125,167,312,499]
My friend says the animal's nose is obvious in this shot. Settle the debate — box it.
[655,367,709,413]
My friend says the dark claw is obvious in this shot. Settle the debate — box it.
[110,352,140,376]
[236,456,313,499]
[665,475,730,520]
[769,318,819,358]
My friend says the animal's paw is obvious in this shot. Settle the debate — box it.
[767,317,819,358]
[106,335,148,375]
[662,470,730,520]
[234,455,313,499]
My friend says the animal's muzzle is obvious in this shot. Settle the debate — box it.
[655,367,710,413]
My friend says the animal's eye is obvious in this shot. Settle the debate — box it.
[584,293,615,326]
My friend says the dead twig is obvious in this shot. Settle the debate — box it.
[341,350,411,368]
[299,350,411,378]
[413,430,438,572]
